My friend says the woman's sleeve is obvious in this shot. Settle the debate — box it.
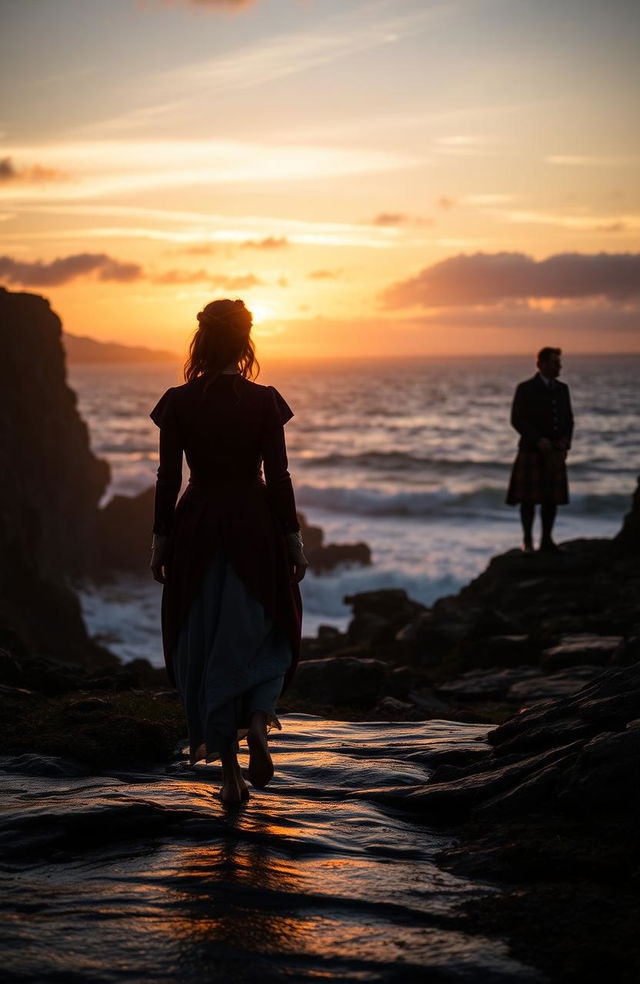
[262,386,299,534]
[150,388,183,536]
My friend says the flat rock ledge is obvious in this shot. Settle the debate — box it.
[379,660,640,984]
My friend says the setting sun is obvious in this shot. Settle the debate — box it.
[1,0,638,357]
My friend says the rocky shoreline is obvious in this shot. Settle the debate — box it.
[2,494,639,979]
[1,286,639,982]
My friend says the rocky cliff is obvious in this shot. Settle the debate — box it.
[0,287,112,663]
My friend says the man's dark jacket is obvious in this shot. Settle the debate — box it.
[510,374,574,451]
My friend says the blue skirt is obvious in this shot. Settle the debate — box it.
[172,548,292,764]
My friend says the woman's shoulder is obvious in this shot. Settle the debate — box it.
[159,376,293,422]
[231,378,294,425]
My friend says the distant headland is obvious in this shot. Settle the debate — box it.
[63,331,178,364]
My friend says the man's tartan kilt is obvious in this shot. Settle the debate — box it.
[506,449,569,505]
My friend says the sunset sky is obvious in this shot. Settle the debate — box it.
[1,0,639,357]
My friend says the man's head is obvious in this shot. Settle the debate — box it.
[537,346,562,378]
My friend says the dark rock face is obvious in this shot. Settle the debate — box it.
[97,486,155,571]
[614,474,640,555]
[0,288,111,663]
[394,661,640,822]
[319,482,640,722]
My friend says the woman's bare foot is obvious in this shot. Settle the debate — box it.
[232,758,250,800]
[220,748,250,804]
[247,711,274,789]
[219,774,249,804]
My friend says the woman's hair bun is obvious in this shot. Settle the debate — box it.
[196,298,252,332]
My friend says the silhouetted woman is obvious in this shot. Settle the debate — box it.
[149,298,307,804]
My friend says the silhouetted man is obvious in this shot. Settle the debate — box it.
[506,347,574,552]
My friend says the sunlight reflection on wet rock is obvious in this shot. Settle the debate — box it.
[0,715,546,983]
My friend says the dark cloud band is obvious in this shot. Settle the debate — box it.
[0,253,264,291]
[0,253,142,287]
[381,251,640,308]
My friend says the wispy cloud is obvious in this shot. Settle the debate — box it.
[433,134,502,158]
[0,156,69,184]
[371,212,408,226]
[545,154,640,168]
[180,244,218,255]
[240,236,288,250]
[79,2,459,135]
[462,193,515,206]
[307,268,343,280]
[7,203,409,248]
[151,269,263,288]
[381,251,640,308]
[498,208,640,232]
[0,139,416,201]
[142,0,256,10]
[370,212,434,228]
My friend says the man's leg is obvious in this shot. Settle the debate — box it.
[540,501,558,549]
[519,503,535,551]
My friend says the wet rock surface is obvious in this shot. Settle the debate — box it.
[411,662,640,984]
[0,716,549,984]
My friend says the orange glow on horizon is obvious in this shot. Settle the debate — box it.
[2,0,639,355]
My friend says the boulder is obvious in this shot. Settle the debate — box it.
[507,666,600,702]
[407,691,452,715]
[297,512,323,555]
[541,634,624,670]
[308,541,371,572]
[298,511,371,571]
[19,655,90,696]
[346,589,426,645]
[395,610,470,660]
[373,696,415,718]
[471,634,538,668]
[438,666,540,701]
[300,626,348,660]
[386,665,413,698]
[288,656,387,708]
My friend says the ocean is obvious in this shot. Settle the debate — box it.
[69,354,639,665]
